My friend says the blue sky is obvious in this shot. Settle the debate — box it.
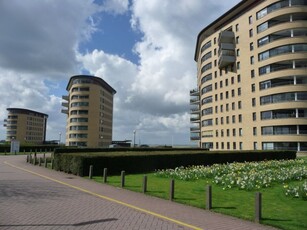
[0,0,240,145]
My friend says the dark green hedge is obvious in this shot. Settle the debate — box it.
[53,150,296,176]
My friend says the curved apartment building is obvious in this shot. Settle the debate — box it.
[62,75,116,147]
[192,0,307,151]
[4,108,48,144]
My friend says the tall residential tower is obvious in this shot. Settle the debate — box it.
[62,75,116,147]
[192,0,307,151]
[4,108,48,144]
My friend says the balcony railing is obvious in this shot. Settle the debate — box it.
[190,127,200,132]
[62,102,69,107]
[190,88,199,96]
[62,95,69,101]
[61,109,68,114]
[190,117,200,122]
[190,98,200,104]
[190,136,200,141]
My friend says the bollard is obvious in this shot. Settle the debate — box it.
[142,175,147,193]
[33,155,36,165]
[89,165,93,179]
[38,157,41,166]
[51,159,54,169]
[26,154,29,163]
[255,192,262,223]
[121,171,125,188]
[169,179,175,201]
[29,154,32,164]
[206,185,212,210]
[103,168,108,183]
[44,157,47,168]
[43,153,46,159]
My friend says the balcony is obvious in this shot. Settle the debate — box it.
[190,136,200,141]
[61,109,68,114]
[218,30,235,69]
[190,127,200,132]
[190,97,200,104]
[190,116,200,123]
[190,108,200,115]
[62,95,69,101]
[62,102,69,107]
[190,88,199,96]
[218,30,234,44]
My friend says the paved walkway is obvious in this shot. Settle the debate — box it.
[0,155,277,230]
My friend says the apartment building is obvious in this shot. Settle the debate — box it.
[3,108,48,144]
[191,0,307,151]
[62,75,116,147]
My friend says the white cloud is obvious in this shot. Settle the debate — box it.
[78,0,241,145]
[0,0,241,145]
[101,0,129,15]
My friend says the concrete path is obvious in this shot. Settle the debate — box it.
[0,155,277,230]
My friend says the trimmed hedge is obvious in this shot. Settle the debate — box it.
[0,145,59,153]
[53,150,296,176]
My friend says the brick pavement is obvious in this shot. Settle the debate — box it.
[0,155,278,230]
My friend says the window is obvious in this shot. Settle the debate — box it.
[233,142,237,150]
[238,101,242,109]
[225,79,229,86]
[231,77,234,84]
[226,116,229,124]
[239,142,243,150]
[215,106,218,113]
[201,51,212,63]
[252,84,256,92]
[235,24,239,31]
[239,128,243,136]
[233,129,236,137]
[215,118,219,125]
[252,98,256,106]
[214,37,216,44]
[249,29,253,37]
[250,56,254,64]
[226,91,229,99]
[237,75,241,83]
[214,48,217,56]
[232,102,235,110]
[221,117,224,125]
[249,15,253,24]
[202,107,213,116]
[220,93,223,100]
[254,142,258,150]
[227,129,230,137]
[214,60,217,67]
[227,142,230,150]
[201,41,212,53]
[220,81,223,88]
[239,114,242,122]
[215,94,218,101]
[220,105,223,113]
[251,70,255,78]
[226,103,229,111]
[253,127,257,136]
[236,36,239,44]
[250,42,254,51]
[236,49,240,56]
[215,82,218,90]
[253,112,257,121]
[237,62,240,70]
[232,115,236,123]
[202,96,213,105]
[216,142,219,149]
[214,71,217,78]
[238,88,241,96]
[232,89,235,97]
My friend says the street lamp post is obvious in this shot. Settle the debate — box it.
[59,132,62,145]
[133,130,136,148]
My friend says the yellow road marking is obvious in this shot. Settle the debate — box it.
[4,161,203,230]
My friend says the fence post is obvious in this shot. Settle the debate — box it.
[170,179,175,201]
[89,165,93,179]
[143,175,147,193]
[103,168,108,183]
[121,171,125,188]
[255,192,262,223]
[206,185,212,210]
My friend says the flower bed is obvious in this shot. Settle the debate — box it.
[155,159,307,198]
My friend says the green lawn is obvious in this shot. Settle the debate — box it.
[92,162,307,230]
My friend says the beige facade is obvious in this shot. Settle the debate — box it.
[192,0,307,151]
[62,75,116,147]
[4,108,48,144]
